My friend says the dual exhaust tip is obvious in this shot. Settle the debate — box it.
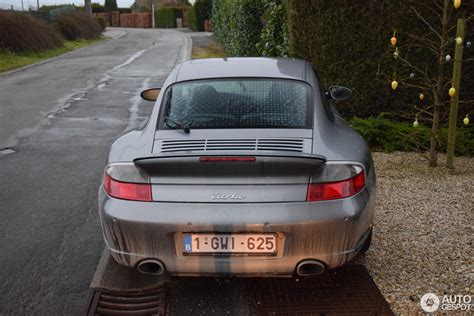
[137,259,166,276]
[137,258,325,277]
[295,259,326,277]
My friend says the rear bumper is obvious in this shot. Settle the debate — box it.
[98,186,375,276]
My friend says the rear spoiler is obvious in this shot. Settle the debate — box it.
[133,153,326,175]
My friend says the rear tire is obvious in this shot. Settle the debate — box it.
[360,229,372,253]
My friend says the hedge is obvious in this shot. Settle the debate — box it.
[0,11,63,53]
[257,0,288,57]
[95,16,107,30]
[194,0,212,32]
[350,116,473,156]
[187,6,198,31]
[155,7,182,28]
[212,0,264,56]
[291,1,473,122]
[211,0,473,124]
[54,11,103,41]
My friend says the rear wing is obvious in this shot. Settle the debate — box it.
[134,153,326,177]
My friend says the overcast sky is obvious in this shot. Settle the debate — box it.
[6,0,141,9]
[5,0,195,9]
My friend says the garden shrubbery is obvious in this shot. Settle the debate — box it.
[193,0,212,32]
[212,0,264,56]
[257,0,288,57]
[187,6,198,31]
[350,116,473,156]
[155,7,183,28]
[54,11,103,41]
[95,16,107,31]
[0,10,103,55]
[0,11,63,53]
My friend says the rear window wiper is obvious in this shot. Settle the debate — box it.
[163,88,190,134]
[164,117,190,134]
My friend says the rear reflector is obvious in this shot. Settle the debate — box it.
[199,156,256,163]
[104,173,152,202]
[306,171,365,201]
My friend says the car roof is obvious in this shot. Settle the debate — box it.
[174,57,310,83]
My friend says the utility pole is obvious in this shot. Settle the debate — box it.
[84,0,92,17]
[152,1,155,28]
[446,18,465,169]
[37,0,39,10]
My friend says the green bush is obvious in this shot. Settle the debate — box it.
[257,0,288,57]
[91,3,105,13]
[95,16,107,30]
[287,0,396,119]
[187,6,198,31]
[0,11,63,53]
[54,11,103,40]
[155,7,182,28]
[350,117,473,156]
[212,0,264,56]
[194,0,212,31]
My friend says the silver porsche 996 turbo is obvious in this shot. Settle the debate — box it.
[98,57,375,277]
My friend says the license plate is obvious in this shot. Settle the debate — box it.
[183,233,277,255]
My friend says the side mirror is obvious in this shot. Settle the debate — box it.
[327,86,352,101]
[140,88,161,101]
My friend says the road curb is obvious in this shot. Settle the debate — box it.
[179,31,193,62]
[0,29,127,79]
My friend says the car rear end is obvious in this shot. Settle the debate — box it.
[98,73,375,277]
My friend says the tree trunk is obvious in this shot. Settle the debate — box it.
[84,0,92,17]
[429,93,441,167]
[428,0,450,167]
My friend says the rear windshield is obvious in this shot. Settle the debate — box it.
[159,79,311,129]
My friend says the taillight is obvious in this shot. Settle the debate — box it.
[103,163,152,202]
[306,169,365,201]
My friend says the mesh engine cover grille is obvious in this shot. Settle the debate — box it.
[158,138,310,153]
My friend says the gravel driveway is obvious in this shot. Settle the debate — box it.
[360,152,473,314]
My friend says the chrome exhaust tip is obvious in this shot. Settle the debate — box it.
[296,259,326,277]
[137,259,165,276]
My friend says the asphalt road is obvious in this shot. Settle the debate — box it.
[0,28,190,315]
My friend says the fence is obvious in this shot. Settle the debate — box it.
[120,13,152,28]
[93,11,152,28]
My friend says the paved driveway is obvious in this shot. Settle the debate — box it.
[0,28,189,315]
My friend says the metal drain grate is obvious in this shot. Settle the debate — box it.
[247,265,393,315]
[86,287,169,316]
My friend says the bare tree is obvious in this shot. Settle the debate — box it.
[391,0,472,167]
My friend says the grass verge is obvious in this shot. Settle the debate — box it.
[0,37,104,73]
[192,42,225,59]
